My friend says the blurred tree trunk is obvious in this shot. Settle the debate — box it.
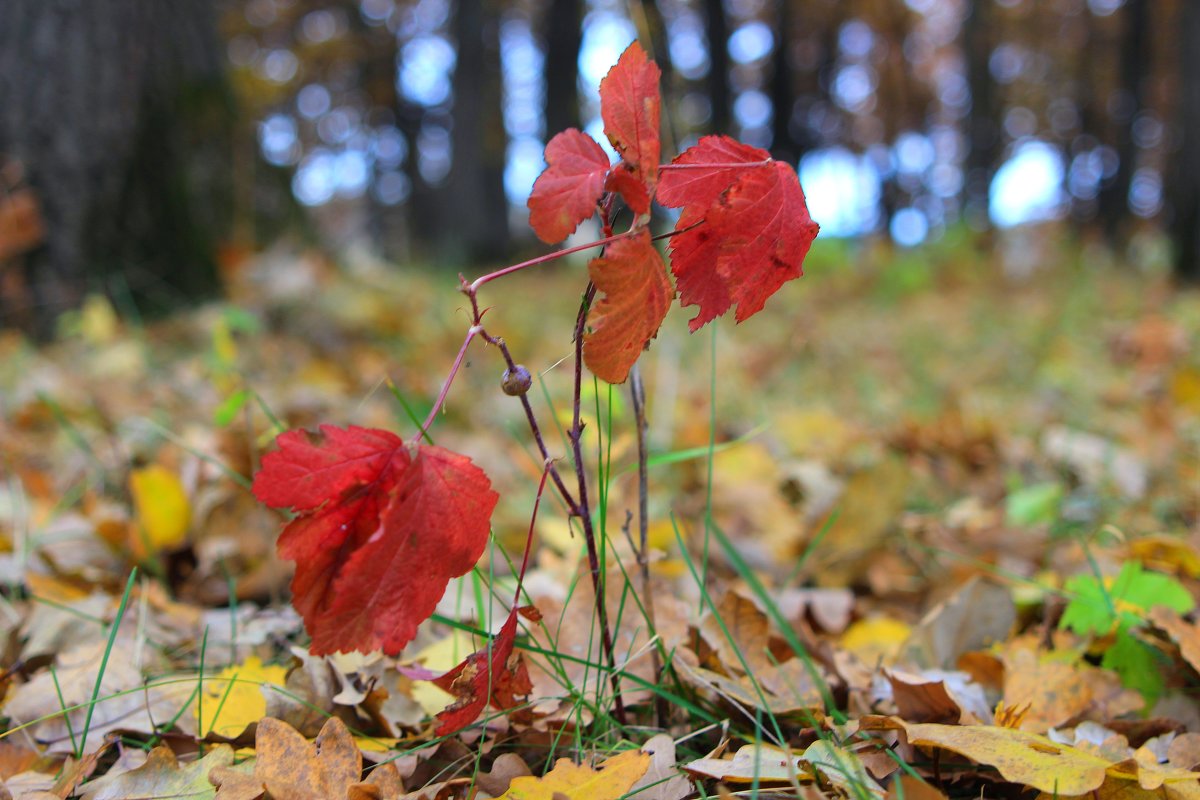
[1170,0,1200,281]
[770,0,798,163]
[1097,0,1148,239]
[704,0,731,135]
[543,0,582,138]
[963,0,1001,227]
[444,0,509,263]
[0,0,232,336]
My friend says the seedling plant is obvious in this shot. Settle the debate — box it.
[252,41,819,737]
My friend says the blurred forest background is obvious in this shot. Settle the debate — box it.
[0,0,1197,334]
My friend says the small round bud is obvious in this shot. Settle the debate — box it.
[501,364,532,396]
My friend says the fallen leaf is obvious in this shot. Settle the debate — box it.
[197,656,289,740]
[129,464,191,554]
[683,744,811,785]
[501,750,650,799]
[431,606,532,735]
[80,745,233,800]
[802,740,885,798]
[211,716,362,800]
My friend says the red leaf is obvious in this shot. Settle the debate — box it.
[657,135,771,210]
[253,426,498,656]
[527,129,611,244]
[583,229,674,384]
[669,161,819,331]
[604,166,651,215]
[600,41,661,194]
[432,607,532,735]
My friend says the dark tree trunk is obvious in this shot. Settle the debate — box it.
[704,0,731,135]
[1097,0,1148,238]
[1170,0,1200,281]
[542,0,582,138]
[444,0,509,264]
[770,0,798,163]
[963,0,1001,227]
[0,0,233,335]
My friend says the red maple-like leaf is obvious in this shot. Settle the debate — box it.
[583,229,674,384]
[669,161,819,331]
[600,41,661,196]
[657,135,771,210]
[527,129,612,244]
[431,606,532,735]
[253,425,498,656]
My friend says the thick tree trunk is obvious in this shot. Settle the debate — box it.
[1170,0,1200,281]
[543,0,582,138]
[444,0,509,264]
[0,0,233,335]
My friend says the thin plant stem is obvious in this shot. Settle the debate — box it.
[658,159,772,172]
[416,325,481,442]
[469,230,636,293]
[628,363,666,726]
[567,283,626,725]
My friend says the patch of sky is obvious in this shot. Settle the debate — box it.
[400,34,455,106]
[728,22,773,64]
[799,147,882,237]
[989,140,1064,227]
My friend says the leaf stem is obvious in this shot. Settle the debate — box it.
[469,230,637,293]
[415,325,480,443]
[658,158,773,172]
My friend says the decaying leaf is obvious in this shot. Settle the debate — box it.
[80,745,234,800]
[431,607,532,735]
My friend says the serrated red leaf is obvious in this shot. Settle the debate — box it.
[583,229,673,384]
[432,607,532,735]
[669,161,819,331]
[604,165,651,215]
[657,135,771,210]
[253,426,498,656]
[600,41,661,195]
[527,129,611,244]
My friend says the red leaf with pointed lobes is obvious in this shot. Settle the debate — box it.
[657,135,771,210]
[670,161,819,331]
[600,41,661,196]
[432,606,532,735]
[583,229,674,384]
[253,426,498,656]
[604,166,651,216]
[527,129,611,243]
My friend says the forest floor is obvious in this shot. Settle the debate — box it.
[1,227,1199,798]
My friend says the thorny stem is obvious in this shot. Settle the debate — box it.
[569,282,627,725]
[628,363,666,726]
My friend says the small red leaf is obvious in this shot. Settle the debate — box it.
[432,607,532,735]
[527,129,611,243]
[600,41,661,193]
[604,166,651,215]
[253,426,498,656]
[584,229,674,384]
[669,161,819,331]
[657,135,771,210]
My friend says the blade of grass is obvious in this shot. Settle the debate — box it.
[79,568,137,756]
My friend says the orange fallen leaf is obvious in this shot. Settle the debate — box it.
[500,749,650,799]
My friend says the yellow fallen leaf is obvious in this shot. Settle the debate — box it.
[841,616,910,665]
[129,464,190,553]
[197,656,288,739]
[684,744,811,785]
[502,750,650,799]
[860,717,1110,795]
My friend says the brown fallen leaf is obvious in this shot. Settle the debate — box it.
[500,750,650,799]
[80,745,234,800]
[683,744,811,786]
[211,716,365,800]
[629,734,692,800]
[473,754,532,797]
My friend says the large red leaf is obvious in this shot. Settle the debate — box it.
[583,229,673,384]
[657,135,771,210]
[527,129,611,244]
[600,41,661,194]
[431,607,532,735]
[253,426,498,656]
[669,161,819,331]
